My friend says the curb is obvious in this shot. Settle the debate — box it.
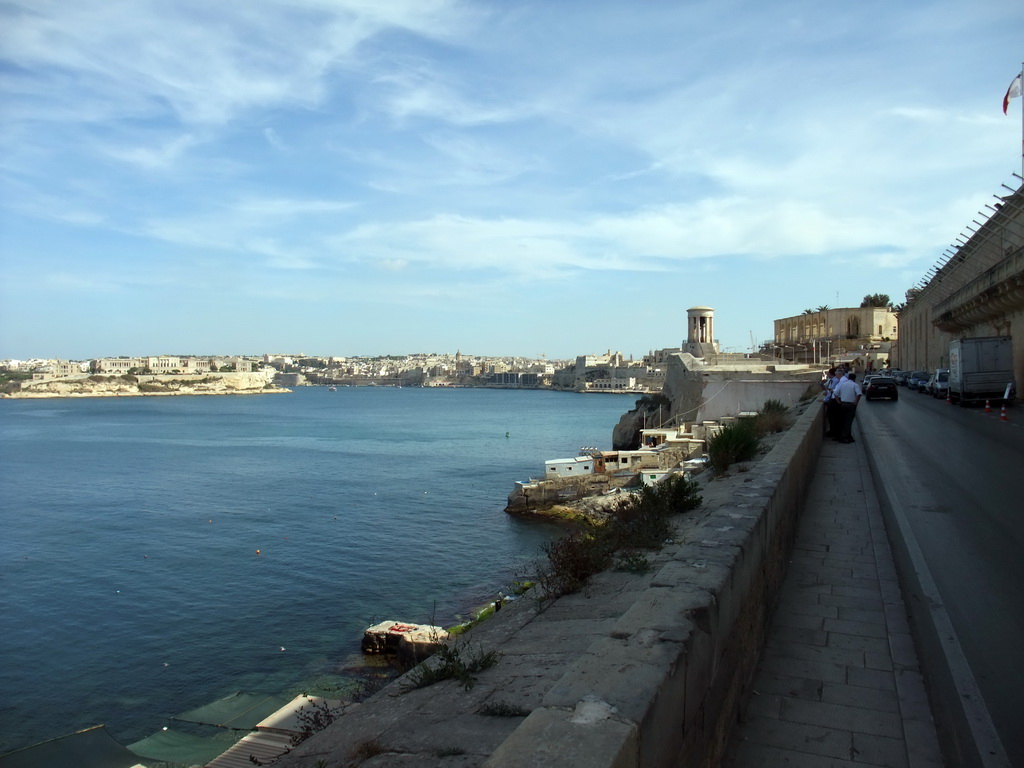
[862,430,1010,768]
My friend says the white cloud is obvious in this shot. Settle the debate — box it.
[3,0,1023,359]
[138,196,357,268]
[0,0,470,127]
[263,128,289,152]
[103,133,201,170]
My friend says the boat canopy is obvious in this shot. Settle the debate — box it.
[0,725,142,768]
[172,691,291,730]
[127,727,242,765]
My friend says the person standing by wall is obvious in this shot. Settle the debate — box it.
[822,367,841,437]
[833,372,862,444]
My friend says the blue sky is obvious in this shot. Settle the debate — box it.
[1,0,1022,361]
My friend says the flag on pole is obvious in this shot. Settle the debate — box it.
[1003,73,1022,114]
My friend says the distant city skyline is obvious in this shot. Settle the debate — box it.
[2,1,1022,361]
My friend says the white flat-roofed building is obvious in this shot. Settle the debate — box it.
[544,456,595,478]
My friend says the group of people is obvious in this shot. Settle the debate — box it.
[822,366,863,444]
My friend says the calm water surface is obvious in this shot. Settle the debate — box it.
[0,387,630,753]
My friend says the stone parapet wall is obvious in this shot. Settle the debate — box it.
[277,403,824,768]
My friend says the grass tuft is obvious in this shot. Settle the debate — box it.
[402,641,501,692]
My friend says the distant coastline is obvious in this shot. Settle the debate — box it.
[2,372,288,399]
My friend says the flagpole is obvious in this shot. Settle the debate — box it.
[1003,67,1024,179]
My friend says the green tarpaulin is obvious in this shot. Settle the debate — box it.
[172,691,290,730]
[128,727,241,765]
[0,725,142,768]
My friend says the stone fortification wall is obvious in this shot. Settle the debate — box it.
[663,352,820,424]
[275,402,824,768]
[695,379,820,422]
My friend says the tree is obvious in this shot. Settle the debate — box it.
[816,305,830,312]
[802,308,815,315]
[860,293,891,308]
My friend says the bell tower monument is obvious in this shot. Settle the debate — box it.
[683,306,718,358]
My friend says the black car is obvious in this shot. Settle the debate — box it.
[864,376,898,401]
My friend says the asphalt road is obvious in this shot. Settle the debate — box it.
[857,388,1024,767]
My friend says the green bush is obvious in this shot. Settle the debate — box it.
[536,474,702,598]
[540,530,613,596]
[753,399,791,435]
[707,421,761,474]
[614,552,653,574]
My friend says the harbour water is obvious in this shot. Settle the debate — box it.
[0,386,630,754]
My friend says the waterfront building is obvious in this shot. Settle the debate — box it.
[544,456,596,478]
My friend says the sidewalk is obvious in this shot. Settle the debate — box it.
[723,425,945,768]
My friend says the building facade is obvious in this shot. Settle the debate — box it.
[896,181,1024,387]
[773,307,897,364]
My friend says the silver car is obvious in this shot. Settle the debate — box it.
[928,369,950,398]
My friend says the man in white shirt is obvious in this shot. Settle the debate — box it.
[833,372,862,444]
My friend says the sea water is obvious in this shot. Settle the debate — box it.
[0,386,631,753]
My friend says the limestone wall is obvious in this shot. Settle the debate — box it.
[663,352,820,424]
[276,402,825,768]
[695,379,820,422]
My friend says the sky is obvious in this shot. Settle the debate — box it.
[1,0,1023,361]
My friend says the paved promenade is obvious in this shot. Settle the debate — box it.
[724,424,945,767]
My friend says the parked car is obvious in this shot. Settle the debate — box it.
[907,371,929,391]
[928,369,950,399]
[864,376,898,401]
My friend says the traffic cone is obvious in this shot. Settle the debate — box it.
[1000,404,1008,422]
[946,391,953,404]
[984,400,992,413]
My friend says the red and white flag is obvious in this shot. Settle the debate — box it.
[1004,73,1022,114]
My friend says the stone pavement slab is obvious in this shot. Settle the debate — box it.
[723,428,944,768]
